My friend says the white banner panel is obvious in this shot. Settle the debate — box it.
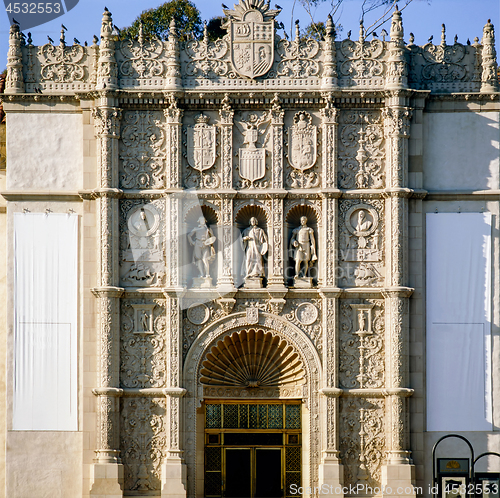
[426,213,492,431]
[13,213,78,431]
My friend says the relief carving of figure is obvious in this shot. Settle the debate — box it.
[356,210,372,232]
[290,216,317,280]
[241,217,268,286]
[188,216,216,278]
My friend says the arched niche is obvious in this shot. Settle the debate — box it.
[182,311,322,498]
[285,203,320,287]
[184,204,219,287]
[234,203,270,287]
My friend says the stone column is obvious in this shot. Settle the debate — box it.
[268,195,286,288]
[481,19,498,93]
[219,94,234,189]
[270,94,284,189]
[161,295,187,498]
[381,92,415,496]
[90,99,124,497]
[319,294,344,496]
[217,195,236,290]
[5,23,24,94]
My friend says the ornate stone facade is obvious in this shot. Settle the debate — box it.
[1,2,499,498]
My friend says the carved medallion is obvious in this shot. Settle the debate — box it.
[288,112,317,171]
[295,303,318,326]
[186,113,216,172]
[187,303,210,325]
[127,204,160,238]
[343,204,380,262]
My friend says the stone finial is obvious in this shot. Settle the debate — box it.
[390,4,404,41]
[96,8,118,90]
[165,18,181,89]
[440,23,446,46]
[386,3,407,89]
[481,19,498,93]
[359,20,365,43]
[295,19,300,41]
[321,14,338,89]
[5,23,25,94]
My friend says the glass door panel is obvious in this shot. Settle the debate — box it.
[255,448,282,498]
[225,448,251,498]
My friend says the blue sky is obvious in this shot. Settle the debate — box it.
[0,0,498,65]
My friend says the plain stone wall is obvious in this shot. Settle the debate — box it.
[422,111,500,191]
[6,111,83,191]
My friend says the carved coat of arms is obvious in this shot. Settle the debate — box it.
[224,0,281,79]
[187,113,216,171]
[288,112,317,171]
[238,113,268,184]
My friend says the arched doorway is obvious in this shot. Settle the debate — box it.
[201,329,304,498]
[183,313,322,498]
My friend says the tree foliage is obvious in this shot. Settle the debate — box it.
[119,0,203,41]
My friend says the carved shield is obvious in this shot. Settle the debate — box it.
[288,112,317,171]
[231,19,274,78]
[239,148,266,183]
[187,117,216,172]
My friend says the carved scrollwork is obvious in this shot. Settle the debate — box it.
[121,397,166,492]
[421,42,467,82]
[276,37,320,78]
[118,33,166,79]
[40,43,86,82]
[120,111,166,189]
[340,398,386,487]
[339,39,385,82]
[338,110,385,189]
[120,300,166,388]
[185,35,229,77]
[339,300,385,388]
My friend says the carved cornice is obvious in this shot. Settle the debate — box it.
[92,387,124,396]
[91,286,125,298]
[381,287,414,298]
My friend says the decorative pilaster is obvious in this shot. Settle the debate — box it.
[97,8,118,90]
[320,102,338,190]
[165,19,182,90]
[166,193,181,288]
[5,23,25,94]
[481,19,498,93]
[386,6,408,90]
[217,195,236,289]
[219,94,234,189]
[319,294,343,496]
[270,94,284,189]
[321,15,338,89]
[91,98,124,497]
[164,95,184,189]
[268,196,285,288]
[161,295,187,498]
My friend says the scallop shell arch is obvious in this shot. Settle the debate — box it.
[234,201,271,229]
[200,328,306,388]
[183,311,322,496]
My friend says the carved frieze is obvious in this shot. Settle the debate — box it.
[121,397,166,492]
[340,397,386,488]
[40,43,87,83]
[119,200,166,287]
[120,299,166,388]
[339,199,384,287]
[339,300,385,389]
[120,111,166,189]
[338,110,385,189]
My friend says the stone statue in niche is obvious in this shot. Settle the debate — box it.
[241,217,268,288]
[188,216,216,288]
[290,216,317,288]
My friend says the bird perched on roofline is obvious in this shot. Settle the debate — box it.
[428,34,433,43]
[61,23,67,31]
[47,35,54,44]
[12,17,19,25]
[74,37,80,45]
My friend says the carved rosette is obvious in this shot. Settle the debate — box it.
[5,24,25,94]
[320,104,338,189]
[219,95,234,189]
[164,97,184,189]
[270,96,284,189]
